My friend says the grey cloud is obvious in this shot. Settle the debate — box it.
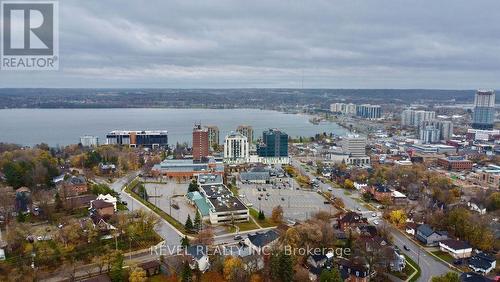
[1,0,500,88]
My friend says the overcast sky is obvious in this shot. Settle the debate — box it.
[2,0,500,89]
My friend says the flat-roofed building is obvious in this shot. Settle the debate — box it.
[197,174,249,224]
[437,156,473,171]
[206,125,219,149]
[80,135,99,147]
[224,132,249,164]
[236,125,254,143]
[152,159,223,179]
[106,130,168,148]
[193,124,209,162]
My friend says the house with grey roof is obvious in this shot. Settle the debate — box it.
[415,224,448,246]
[245,230,280,252]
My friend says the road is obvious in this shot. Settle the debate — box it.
[104,172,183,248]
[106,172,274,248]
[291,158,451,282]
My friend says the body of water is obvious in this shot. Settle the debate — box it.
[0,108,348,146]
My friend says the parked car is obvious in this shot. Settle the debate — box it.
[373,220,379,225]
[234,235,242,240]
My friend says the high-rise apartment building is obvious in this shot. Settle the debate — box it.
[330,103,356,115]
[401,109,436,127]
[236,125,254,143]
[356,104,382,119]
[224,132,249,164]
[193,124,209,162]
[472,90,495,130]
[419,125,440,144]
[257,129,288,157]
[205,125,219,149]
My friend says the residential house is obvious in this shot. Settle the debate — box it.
[307,252,335,281]
[467,200,487,215]
[467,253,496,274]
[99,163,116,175]
[245,230,280,253]
[64,194,97,209]
[139,260,161,277]
[185,245,210,272]
[415,224,448,246]
[392,190,408,205]
[222,245,264,271]
[60,175,88,198]
[88,213,116,233]
[405,222,419,236]
[90,199,115,218]
[337,212,367,231]
[338,258,370,282]
[368,184,392,203]
[95,194,118,211]
[439,239,472,259]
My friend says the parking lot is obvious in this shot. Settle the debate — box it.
[144,182,196,224]
[239,182,336,221]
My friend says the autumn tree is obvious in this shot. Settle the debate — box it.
[129,266,147,282]
[223,256,245,282]
[388,209,407,227]
[344,179,354,189]
[194,227,214,245]
[271,205,284,224]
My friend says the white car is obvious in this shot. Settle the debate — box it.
[373,220,379,225]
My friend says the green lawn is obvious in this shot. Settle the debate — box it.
[249,208,278,228]
[404,254,421,282]
[431,250,454,263]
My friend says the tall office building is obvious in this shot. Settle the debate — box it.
[224,132,249,164]
[193,124,209,162]
[342,135,367,157]
[401,109,436,127]
[106,130,168,148]
[80,135,99,147]
[236,125,254,143]
[341,135,370,165]
[205,125,219,149]
[257,129,288,157]
[472,90,495,130]
[356,104,382,119]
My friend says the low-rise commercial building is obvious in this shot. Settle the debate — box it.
[437,156,473,171]
[152,159,223,179]
[196,174,249,224]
